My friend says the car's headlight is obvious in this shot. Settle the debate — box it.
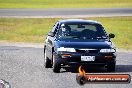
[57,47,76,52]
[100,49,116,53]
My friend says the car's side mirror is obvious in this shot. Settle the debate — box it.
[109,33,115,38]
[48,32,54,37]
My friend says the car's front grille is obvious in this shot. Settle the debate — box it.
[76,49,99,54]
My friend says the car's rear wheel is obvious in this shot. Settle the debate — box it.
[53,55,61,73]
[107,62,115,72]
[44,51,52,68]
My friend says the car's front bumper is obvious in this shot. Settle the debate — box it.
[54,52,116,66]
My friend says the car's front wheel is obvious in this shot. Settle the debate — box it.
[44,51,52,68]
[52,55,61,73]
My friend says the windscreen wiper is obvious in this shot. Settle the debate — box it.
[71,36,81,39]
[94,37,107,39]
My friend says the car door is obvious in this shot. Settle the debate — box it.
[45,22,59,60]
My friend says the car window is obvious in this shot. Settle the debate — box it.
[58,23,107,39]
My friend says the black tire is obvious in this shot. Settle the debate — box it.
[44,51,52,68]
[107,62,116,72]
[53,55,61,73]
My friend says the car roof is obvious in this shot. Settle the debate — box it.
[58,19,101,25]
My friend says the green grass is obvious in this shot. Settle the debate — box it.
[0,0,132,8]
[0,17,132,50]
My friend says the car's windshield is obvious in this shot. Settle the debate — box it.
[57,23,107,39]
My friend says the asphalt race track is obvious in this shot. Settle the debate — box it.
[0,46,132,88]
[0,8,132,18]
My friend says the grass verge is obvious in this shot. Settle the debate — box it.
[0,0,132,8]
[0,17,132,50]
